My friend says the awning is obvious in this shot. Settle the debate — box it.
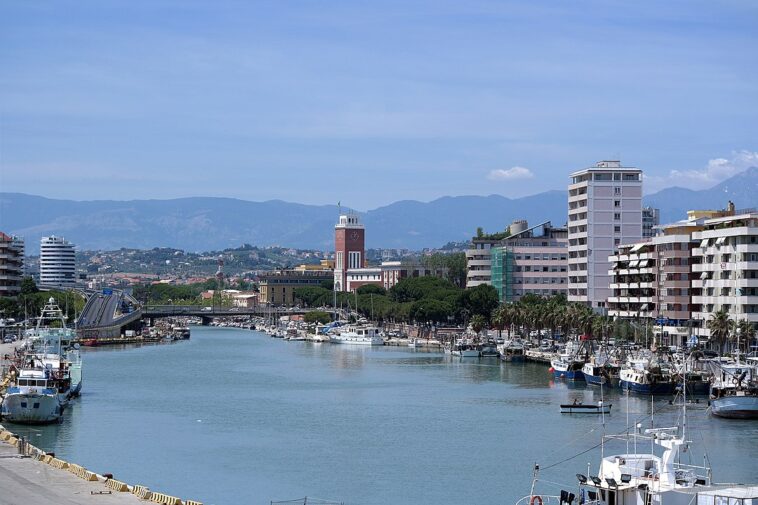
[639,259,649,268]
[640,303,649,310]
[700,271,709,279]
[630,243,645,252]
[716,236,726,245]
[629,260,640,268]
[699,238,709,248]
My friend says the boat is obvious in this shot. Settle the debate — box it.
[498,339,526,362]
[22,297,82,397]
[619,355,676,395]
[551,338,592,381]
[709,357,758,419]
[449,341,480,357]
[517,384,758,505]
[2,298,79,424]
[560,401,611,414]
[582,362,620,387]
[478,342,500,357]
[551,356,586,381]
[329,325,384,346]
[1,361,70,424]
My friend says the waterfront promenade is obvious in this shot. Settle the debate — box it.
[0,437,143,505]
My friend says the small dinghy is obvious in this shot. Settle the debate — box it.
[560,401,611,414]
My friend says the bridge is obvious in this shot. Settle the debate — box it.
[141,305,313,324]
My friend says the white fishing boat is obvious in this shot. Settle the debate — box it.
[1,362,70,424]
[329,325,384,346]
[22,297,82,397]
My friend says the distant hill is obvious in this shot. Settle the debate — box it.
[1,168,756,252]
[644,166,758,223]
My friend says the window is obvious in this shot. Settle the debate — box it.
[614,226,621,233]
[614,213,621,220]
[614,200,621,207]
[614,238,621,245]
[614,187,621,195]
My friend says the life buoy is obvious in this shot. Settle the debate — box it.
[530,496,543,505]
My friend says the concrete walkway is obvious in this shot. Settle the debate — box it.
[0,438,143,505]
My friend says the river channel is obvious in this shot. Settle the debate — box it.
[8,326,758,505]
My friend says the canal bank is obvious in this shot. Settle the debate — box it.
[7,326,758,505]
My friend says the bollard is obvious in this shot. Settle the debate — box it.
[17,436,25,456]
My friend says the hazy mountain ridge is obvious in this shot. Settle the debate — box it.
[1,168,756,252]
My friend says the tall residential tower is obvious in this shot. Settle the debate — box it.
[39,236,77,287]
[568,160,642,311]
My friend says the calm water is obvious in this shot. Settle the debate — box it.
[8,327,758,505]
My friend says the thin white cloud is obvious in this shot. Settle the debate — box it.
[487,166,534,181]
[645,150,758,193]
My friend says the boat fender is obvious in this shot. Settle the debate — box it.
[530,496,543,505]
[548,368,555,373]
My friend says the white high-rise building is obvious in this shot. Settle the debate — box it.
[39,236,77,287]
[568,160,643,311]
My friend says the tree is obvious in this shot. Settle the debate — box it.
[20,277,38,296]
[707,309,732,355]
[356,284,386,296]
[460,284,499,319]
[736,319,756,356]
[470,314,487,336]
[304,310,331,324]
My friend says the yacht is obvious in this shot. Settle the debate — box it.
[709,357,758,419]
[329,325,384,346]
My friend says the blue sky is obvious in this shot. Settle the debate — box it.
[2,0,757,210]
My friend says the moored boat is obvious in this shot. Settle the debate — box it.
[709,357,758,419]
[560,401,611,414]
[329,325,384,346]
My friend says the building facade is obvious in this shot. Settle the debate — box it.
[490,221,568,302]
[259,269,334,306]
[0,232,24,297]
[465,238,498,288]
[39,236,77,287]
[334,214,365,292]
[568,160,643,311]
[692,209,758,338]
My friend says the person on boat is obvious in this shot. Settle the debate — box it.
[573,398,579,405]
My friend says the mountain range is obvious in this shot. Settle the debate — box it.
[1,167,756,253]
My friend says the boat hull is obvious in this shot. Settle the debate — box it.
[1,393,64,424]
[711,396,758,419]
[560,404,612,414]
[620,379,675,395]
[329,337,384,346]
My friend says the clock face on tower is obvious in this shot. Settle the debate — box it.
[350,231,359,240]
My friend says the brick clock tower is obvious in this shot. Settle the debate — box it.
[334,213,365,292]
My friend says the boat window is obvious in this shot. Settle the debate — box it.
[20,402,27,408]
[33,403,40,409]
[18,379,27,386]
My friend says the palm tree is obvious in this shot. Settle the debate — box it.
[491,305,505,339]
[707,309,732,355]
[736,319,756,358]
[470,314,487,338]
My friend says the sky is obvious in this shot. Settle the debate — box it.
[1,0,757,210]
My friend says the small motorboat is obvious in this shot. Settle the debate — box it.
[560,401,611,414]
